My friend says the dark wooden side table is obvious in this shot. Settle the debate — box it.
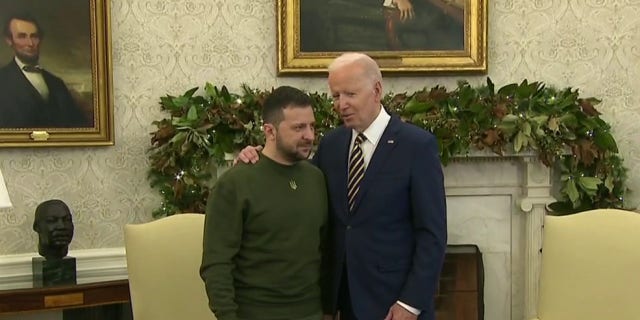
[0,279,130,316]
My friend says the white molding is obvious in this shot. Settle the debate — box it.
[0,247,127,290]
[450,149,539,161]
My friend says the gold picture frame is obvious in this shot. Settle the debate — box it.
[0,0,113,147]
[277,0,487,74]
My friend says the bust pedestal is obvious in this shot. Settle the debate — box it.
[32,256,77,287]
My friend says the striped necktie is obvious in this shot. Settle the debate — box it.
[347,133,366,212]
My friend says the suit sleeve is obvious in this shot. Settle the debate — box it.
[311,141,333,313]
[319,176,334,314]
[399,133,447,311]
[200,175,243,320]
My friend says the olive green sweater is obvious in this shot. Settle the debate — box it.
[200,155,328,320]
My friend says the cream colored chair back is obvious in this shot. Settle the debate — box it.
[125,213,216,320]
[536,209,640,320]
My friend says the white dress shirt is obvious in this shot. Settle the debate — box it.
[348,106,390,168]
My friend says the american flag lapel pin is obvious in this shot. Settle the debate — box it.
[387,140,394,144]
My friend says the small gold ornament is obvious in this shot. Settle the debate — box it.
[289,180,297,190]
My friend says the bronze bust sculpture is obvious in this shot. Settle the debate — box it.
[33,199,74,260]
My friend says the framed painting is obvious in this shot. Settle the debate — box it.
[0,0,113,147]
[277,0,487,74]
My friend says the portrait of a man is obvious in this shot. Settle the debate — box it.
[300,0,465,52]
[0,1,94,129]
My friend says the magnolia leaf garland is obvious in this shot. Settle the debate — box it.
[148,79,628,217]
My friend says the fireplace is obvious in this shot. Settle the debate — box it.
[444,153,553,320]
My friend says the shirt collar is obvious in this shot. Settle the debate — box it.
[15,57,27,70]
[352,105,391,146]
[15,57,41,71]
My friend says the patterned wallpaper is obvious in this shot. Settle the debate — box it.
[0,0,639,254]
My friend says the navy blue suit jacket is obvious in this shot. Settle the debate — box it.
[0,59,91,128]
[314,115,447,320]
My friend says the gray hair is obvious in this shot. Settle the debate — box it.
[328,52,382,84]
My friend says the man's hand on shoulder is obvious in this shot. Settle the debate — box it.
[234,145,263,165]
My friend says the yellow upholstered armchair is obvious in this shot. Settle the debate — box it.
[125,213,216,320]
[533,208,640,320]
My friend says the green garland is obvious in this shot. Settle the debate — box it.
[147,78,628,217]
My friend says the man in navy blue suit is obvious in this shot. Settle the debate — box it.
[238,52,447,320]
[0,13,91,128]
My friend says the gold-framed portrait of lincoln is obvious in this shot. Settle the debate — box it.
[0,0,113,147]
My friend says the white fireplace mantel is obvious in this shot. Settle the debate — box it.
[445,152,554,320]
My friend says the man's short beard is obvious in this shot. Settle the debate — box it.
[278,146,309,162]
[276,142,310,162]
[16,53,39,65]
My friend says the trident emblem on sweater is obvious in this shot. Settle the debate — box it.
[289,180,297,190]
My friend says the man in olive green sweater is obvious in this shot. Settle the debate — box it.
[200,86,328,320]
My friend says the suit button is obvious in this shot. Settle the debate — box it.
[346,225,352,230]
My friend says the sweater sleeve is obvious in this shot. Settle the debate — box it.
[200,174,243,320]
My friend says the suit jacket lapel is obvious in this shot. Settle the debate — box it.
[350,116,401,213]
[10,60,47,104]
[336,128,353,219]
